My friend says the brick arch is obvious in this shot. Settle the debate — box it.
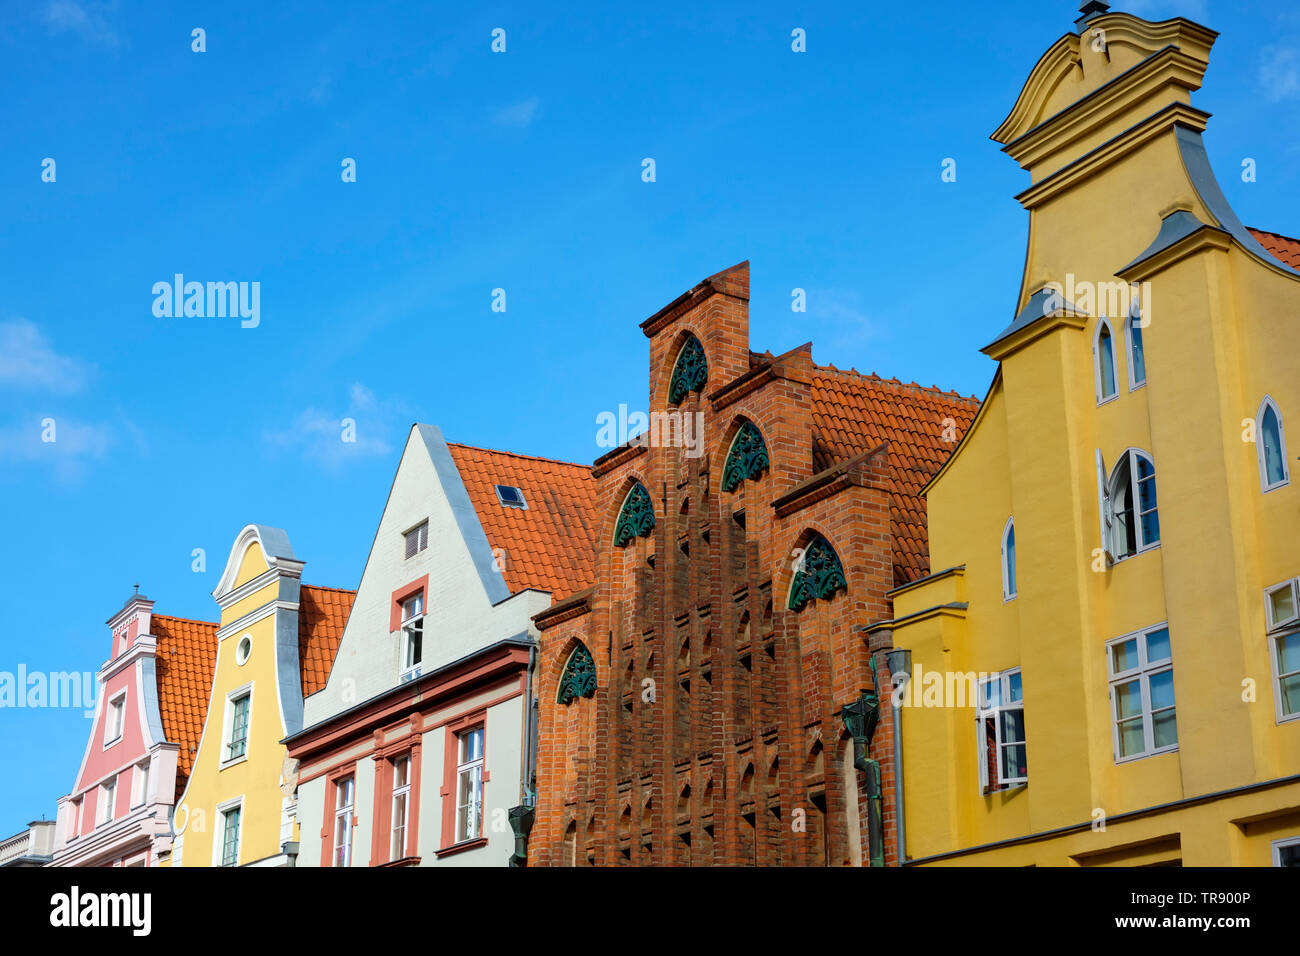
[602,472,656,552]
[776,524,849,612]
[711,413,774,495]
[653,325,709,410]
[552,636,600,706]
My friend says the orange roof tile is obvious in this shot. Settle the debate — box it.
[299,584,357,697]
[1248,227,1300,270]
[808,366,980,587]
[447,444,599,597]
[152,614,218,800]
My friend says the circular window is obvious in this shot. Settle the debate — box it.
[236,634,252,666]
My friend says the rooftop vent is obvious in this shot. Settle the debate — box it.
[495,484,527,508]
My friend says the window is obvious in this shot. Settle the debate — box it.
[455,727,485,843]
[400,593,424,682]
[1094,318,1119,403]
[105,693,125,746]
[668,334,708,405]
[1273,836,1300,867]
[495,485,527,508]
[976,669,1026,790]
[1258,397,1290,492]
[98,776,117,826]
[1096,448,1160,562]
[391,757,411,860]
[1001,517,1017,601]
[334,776,355,867]
[68,798,82,841]
[1266,578,1300,632]
[1273,630,1300,722]
[131,760,151,808]
[1127,308,1147,389]
[1108,625,1177,761]
[227,692,250,762]
[220,805,241,867]
[235,634,252,666]
[404,521,428,559]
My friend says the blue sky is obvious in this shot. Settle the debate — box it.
[2,0,1299,828]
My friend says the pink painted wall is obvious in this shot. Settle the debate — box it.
[72,663,147,831]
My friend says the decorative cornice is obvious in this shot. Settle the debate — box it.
[639,262,749,338]
[771,443,888,519]
[533,588,595,631]
[708,341,813,412]
[592,439,647,478]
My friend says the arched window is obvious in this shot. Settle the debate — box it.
[557,642,597,706]
[1258,397,1290,492]
[1094,318,1119,403]
[1001,517,1017,601]
[1096,448,1160,561]
[668,335,708,404]
[1126,308,1147,389]
[613,482,655,546]
[788,535,848,611]
[721,421,770,492]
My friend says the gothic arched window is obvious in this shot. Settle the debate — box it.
[788,535,848,611]
[668,335,708,405]
[614,483,655,547]
[558,642,597,706]
[721,421,770,492]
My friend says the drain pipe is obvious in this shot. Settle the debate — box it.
[840,655,884,867]
[508,639,539,867]
[885,647,911,866]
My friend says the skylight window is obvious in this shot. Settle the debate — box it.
[495,485,527,508]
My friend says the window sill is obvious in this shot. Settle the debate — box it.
[1276,709,1300,726]
[102,735,122,750]
[219,754,249,771]
[377,855,422,867]
[1114,744,1178,765]
[1262,479,1291,494]
[435,837,488,858]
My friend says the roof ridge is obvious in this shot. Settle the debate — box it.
[812,362,980,404]
[1247,225,1300,242]
[301,583,358,596]
[446,441,593,472]
[151,614,218,629]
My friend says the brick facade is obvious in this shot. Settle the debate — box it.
[529,262,976,865]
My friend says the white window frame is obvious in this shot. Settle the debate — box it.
[68,797,82,842]
[390,756,411,860]
[1257,396,1290,493]
[334,776,355,867]
[975,669,1026,790]
[1269,622,1300,726]
[213,797,244,868]
[97,776,117,827]
[221,684,253,768]
[404,520,429,559]
[455,726,485,842]
[130,759,152,808]
[1126,307,1147,391]
[1093,317,1120,405]
[1107,624,1178,763]
[104,691,127,748]
[1097,448,1160,562]
[1265,578,1300,632]
[1000,516,1017,602]
[1272,835,1300,867]
[400,593,424,683]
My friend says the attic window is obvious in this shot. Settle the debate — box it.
[495,485,527,508]
[404,521,428,559]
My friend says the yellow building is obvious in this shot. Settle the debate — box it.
[885,3,1300,867]
[167,525,354,866]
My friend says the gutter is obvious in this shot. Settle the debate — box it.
[885,648,912,866]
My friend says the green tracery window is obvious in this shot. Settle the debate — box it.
[788,536,848,611]
[558,642,597,706]
[721,422,770,492]
[668,335,708,405]
[614,483,655,547]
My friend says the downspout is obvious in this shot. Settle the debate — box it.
[840,655,884,867]
[508,640,538,866]
[885,647,911,866]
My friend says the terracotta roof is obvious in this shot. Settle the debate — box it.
[447,443,599,597]
[299,584,357,697]
[808,366,980,587]
[1248,227,1300,270]
[152,614,218,800]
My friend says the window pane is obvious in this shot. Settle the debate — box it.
[1112,639,1139,674]
[981,679,1001,710]
[1005,525,1016,596]
[1145,628,1171,663]
[1129,316,1146,384]
[1279,674,1300,717]
[461,728,485,763]
[1098,327,1117,398]
[1005,670,1022,703]
[1152,709,1178,748]
[1270,587,1298,627]
[1263,407,1286,486]
[1001,744,1028,782]
[1277,632,1300,675]
[1000,708,1025,745]
[1118,716,1146,757]
[1279,843,1300,867]
[1114,679,1143,718]
[393,758,408,790]
[1148,670,1175,710]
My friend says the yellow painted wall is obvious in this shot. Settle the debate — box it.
[892,11,1300,867]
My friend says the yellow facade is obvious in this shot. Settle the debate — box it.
[889,9,1300,866]
[167,529,305,867]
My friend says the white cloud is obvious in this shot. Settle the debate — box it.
[1260,46,1300,102]
[813,289,881,350]
[0,417,117,483]
[492,97,540,129]
[0,319,94,393]
[264,383,395,467]
[41,0,119,46]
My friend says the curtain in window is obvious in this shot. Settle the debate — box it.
[1263,405,1286,486]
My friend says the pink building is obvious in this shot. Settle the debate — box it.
[51,589,217,867]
